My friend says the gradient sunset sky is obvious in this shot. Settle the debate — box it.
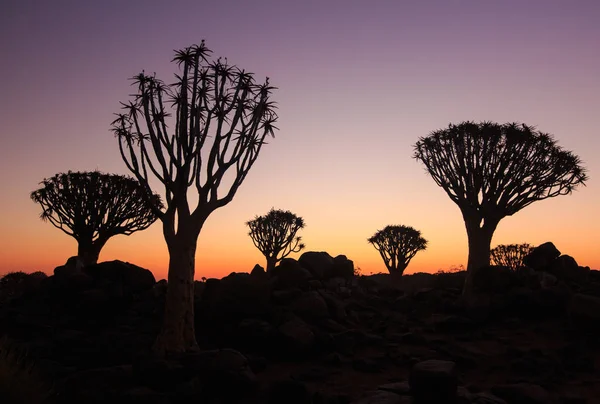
[1,0,598,280]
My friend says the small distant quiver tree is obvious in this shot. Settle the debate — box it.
[247,208,305,272]
[414,121,587,295]
[31,171,161,265]
[490,243,533,270]
[368,225,428,276]
[111,41,278,355]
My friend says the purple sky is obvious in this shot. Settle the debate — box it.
[1,0,598,278]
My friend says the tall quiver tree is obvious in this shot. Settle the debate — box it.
[414,121,587,296]
[368,225,427,276]
[31,171,161,265]
[111,42,278,355]
[247,208,305,272]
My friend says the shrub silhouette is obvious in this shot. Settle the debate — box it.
[31,171,161,266]
[490,243,533,270]
[414,121,587,296]
[111,41,278,355]
[368,225,427,276]
[247,208,305,272]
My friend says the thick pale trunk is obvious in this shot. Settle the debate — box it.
[153,233,199,356]
[77,238,107,266]
[462,214,498,297]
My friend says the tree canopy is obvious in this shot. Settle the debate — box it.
[368,225,427,276]
[31,171,162,264]
[413,121,587,221]
[247,208,305,271]
[413,121,587,295]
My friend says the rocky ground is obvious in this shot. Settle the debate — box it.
[1,243,599,403]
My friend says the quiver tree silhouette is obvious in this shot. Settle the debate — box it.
[110,41,278,355]
[414,121,587,296]
[368,225,427,277]
[31,171,162,265]
[247,208,305,272]
[490,243,533,270]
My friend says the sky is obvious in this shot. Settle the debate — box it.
[1,0,598,280]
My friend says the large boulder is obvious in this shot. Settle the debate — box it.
[471,265,514,294]
[198,272,271,319]
[298,251,334,279]
[270,258,313,290]
[523,242,561,270]
[83,260,156,296]
[329,255,355,279]
[409,359,458,402]
[290,291,330,321]
[547,255,589,284]
[491,383,557,404]
[568,293,600,329]
[179,349,257,393]
[277,317,315,356]
[52,256,94,292]
[54,256,85,277]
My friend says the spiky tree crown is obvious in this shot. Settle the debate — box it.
[30,171,162,241]
[368,225,428,255]
[110,41,278,216]
[414,121,588,219]
[247,208,305,260]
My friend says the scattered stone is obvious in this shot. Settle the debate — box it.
[409,359,458,402]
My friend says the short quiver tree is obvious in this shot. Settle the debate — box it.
[490,243,533,270]
[31,171,162,265]
[111,42,278,355]
[247,208,305,272]
[368,225,427,276]
[414,121,587,295]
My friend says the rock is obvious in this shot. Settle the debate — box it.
[83,260,156,295]
[278,317,315,355]
[291,291,330,321]
[548,255,589,284]
[271,258,313,289]
[54,256,85,277]
[471,266,514,294]
[353,357,384,373]
[351,390,408,403]
[523,242,561,270]
[179,349,257,393]
[568,293,600,326]
[198,272,271,319]
[490,383,557,404]
[319,291,348,322]
[235,318,276,352]
[299,251,335,279]
[329,255,355,279]
[268,379,312,404]
[409,359,458,402]
[52,256,94,292]
[468,391,508,403]
[378,381,410,395]
[251,264,266,277]
[539,271,558,288]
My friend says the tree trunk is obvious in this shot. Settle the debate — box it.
[266,256,277,273]
[77,238,107,266]
[462,214,498,297]
[152,210,204,356]
[388,263,407,278]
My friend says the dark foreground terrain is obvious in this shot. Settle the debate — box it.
[1,245,599,403]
